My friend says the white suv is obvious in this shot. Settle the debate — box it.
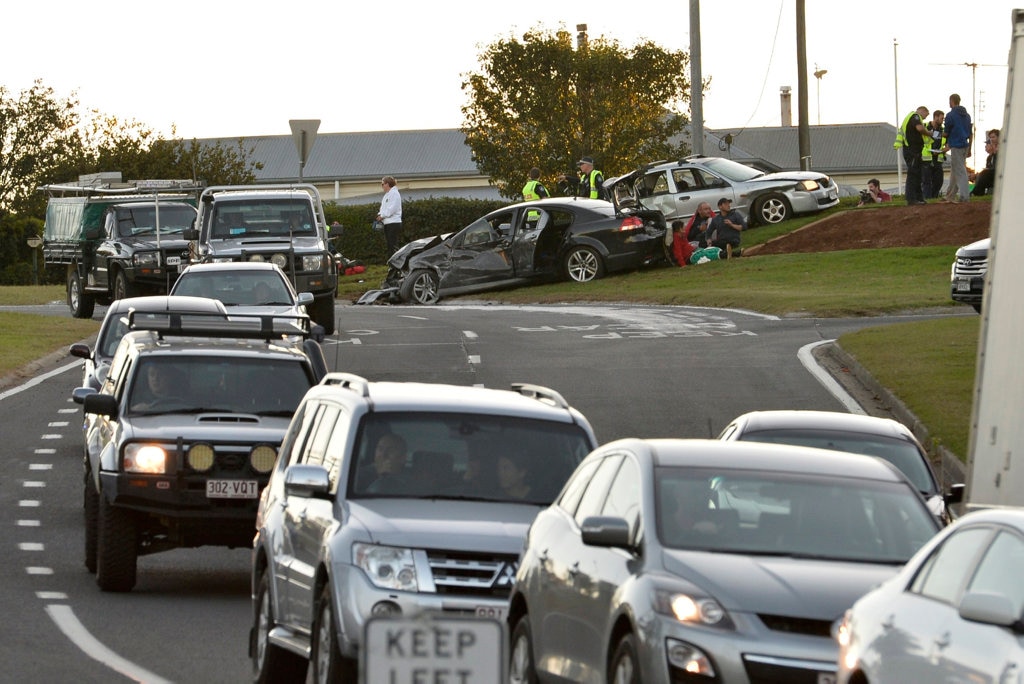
[249,373,598,682]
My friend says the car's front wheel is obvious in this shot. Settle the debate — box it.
[113,270,136,301]
[753,192,791,225]
[609,633,640,684]
[564,246,605,282]
[310,583,357,684]
[95,496,137,592]
[310,295,336,335]
[252,571,308,684]
[399,269,440,304]
[84,469,98,574]
[509,614,539,684]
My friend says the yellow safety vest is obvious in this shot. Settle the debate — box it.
[522,180,543,201]
[894,111,921,149]
[581,169,603,199]
[922,125,947,162]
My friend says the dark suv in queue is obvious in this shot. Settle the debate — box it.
[74,309,328,592]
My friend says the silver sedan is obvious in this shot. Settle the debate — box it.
[507,439,941,684]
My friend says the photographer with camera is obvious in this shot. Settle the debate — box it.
[857,179,892,207]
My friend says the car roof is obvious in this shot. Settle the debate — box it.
[304,377,592,427]
[612,438,911,483]
[103,295,229,316]
[121,330,311,360]
[729,410,916,440]
[178,262,283,274]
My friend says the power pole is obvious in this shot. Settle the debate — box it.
[796,0,811,169]
[689,0,704,155]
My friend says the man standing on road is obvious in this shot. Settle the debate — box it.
[943,94,973,204]
[376,176,403,255]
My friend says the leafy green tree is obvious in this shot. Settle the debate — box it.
[0,81,86,216]
[461,26,699,198]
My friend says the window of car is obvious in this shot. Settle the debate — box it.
[672,168,698,191]
[304,405,340,468]
[964,528,1024,615]
[600,456,641,538]
[643,171,670,196]
[557,458,603,516]
[281,400,320,471]
[910,527,993,604]
[574,455,624,526]
[692,168,727,188]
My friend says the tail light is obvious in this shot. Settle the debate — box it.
[619,216,643,231]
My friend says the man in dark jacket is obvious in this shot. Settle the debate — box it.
[708,198,745,258]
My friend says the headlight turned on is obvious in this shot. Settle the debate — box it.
[123,443,168,474]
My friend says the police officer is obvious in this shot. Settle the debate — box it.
[558,156,605,199]
[522,167,549,224]
[895,106,939,205]
[922,110,946,199]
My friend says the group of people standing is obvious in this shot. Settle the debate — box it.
[895,93,998,205]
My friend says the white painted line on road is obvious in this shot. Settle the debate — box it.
[18,520,41,527]
[467,355,481,364]
[19,542,44,551]
[799,340,866,415]
[23,481,46,488]
[40,434,63,440]
[398,314,430,320]
[19,500,41,507]
[34,448,56,454]
[45,604,174,684]
[29,463,53,470]
[463,330,478,339]
[58,408,78,414]
[26,567,53,575]
[47,421,70,427]
[0,360,81,402]
[36,592,67,600]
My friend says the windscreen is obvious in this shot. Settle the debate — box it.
[349,412,593,504]
[210,199,315,238]
[656,467,938,563]
[115,204,197,237]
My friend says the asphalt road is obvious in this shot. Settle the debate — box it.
[0,302,946,682]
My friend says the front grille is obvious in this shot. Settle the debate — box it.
[742,654,835,684]
[757,613,833,638]
[954,255,987,277]
[425,550,518,598]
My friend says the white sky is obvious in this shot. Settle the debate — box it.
[3,1,1017,149]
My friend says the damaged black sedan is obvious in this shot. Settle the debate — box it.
[357,197,666,304]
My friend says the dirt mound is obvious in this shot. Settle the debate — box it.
[748,201,991,255]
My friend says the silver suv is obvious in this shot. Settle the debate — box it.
[249,373,597,682]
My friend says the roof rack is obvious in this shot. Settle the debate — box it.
[320,372,371,397]
[127,309,312,341]
[38,178,204,198]
[510,383,569,409]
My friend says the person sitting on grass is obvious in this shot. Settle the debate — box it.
[857,179,892,206]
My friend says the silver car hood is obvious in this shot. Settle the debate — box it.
[124,414,293,442]
[751,170,829,183]
[661,549,897,619]
[348,498,541,554]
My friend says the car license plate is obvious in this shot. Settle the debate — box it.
[474,605,505,621]
[166,256,181,266]
[817,674,837,684]
[956,278,972,292]
[206,479,258,499]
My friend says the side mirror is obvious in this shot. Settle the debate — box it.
[70,343,93,361]
[297,292,315,306]
[72,386,97,405]
[945,483,965,505]
[284,464,331,498]
[84,227,102,240]
[83,392,119,417]
[183,228,199,241]
[580,515,632,549]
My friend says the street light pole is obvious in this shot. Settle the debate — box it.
[813,65,828,125]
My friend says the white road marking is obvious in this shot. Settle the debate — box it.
[19,500,41,507]
[463,330,478,339]
[45,604,174,684]
[19,543,44,551]
[40,434,63,440]
[36,592,68,600]
[58,408,78,414]
[17,520,41,527]
[47,421,70,427]
[29,464,53,471]
[34,448,56,454]
[799,340,866,414]
[467,355,481,365]
[0,360,81,401]
[23,481,46,488]
[26,567,53,575]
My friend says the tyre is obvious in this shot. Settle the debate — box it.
[252,571,308,684]
[68,269,95,319]
[609,633,640,684]
[311,295,336,335]
[971,302,982,313]
[509,614,540,684]
[753,192,791,225]
[399,269,440,304]
[112,270,137,302]
[84,472,99,574]
[564,246,605,283]
[310,584,357,684]
[95,496,138,592]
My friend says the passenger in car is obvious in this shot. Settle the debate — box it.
[365,433,410,494]
[497,453,533,500]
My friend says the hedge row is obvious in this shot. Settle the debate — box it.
[323,197,510,265]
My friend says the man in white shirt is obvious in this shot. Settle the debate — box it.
[376,176,403,254]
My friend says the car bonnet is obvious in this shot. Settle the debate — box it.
[660,549,898,620]
[346,498,541,553]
